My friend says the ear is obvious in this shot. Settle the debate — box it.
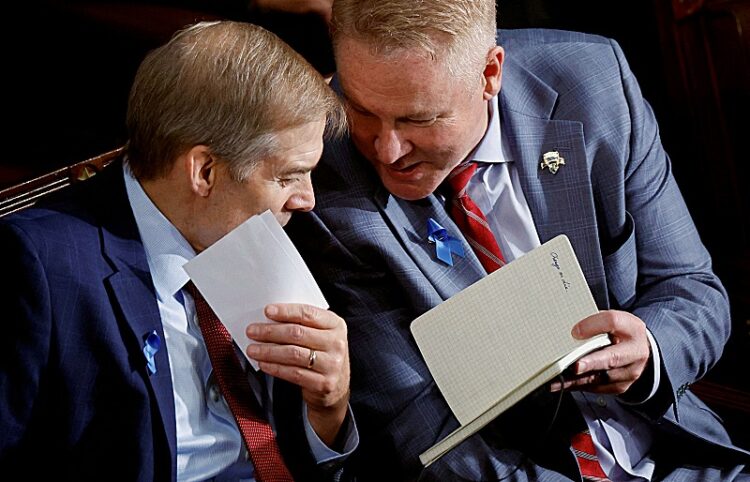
[482,46,504,100]
[186,145,216,197]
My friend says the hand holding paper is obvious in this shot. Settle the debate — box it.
[183,210,351,444]
[183,210,328,370]
[247,302,351,445]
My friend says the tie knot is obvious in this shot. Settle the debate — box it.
[445,162,478,198]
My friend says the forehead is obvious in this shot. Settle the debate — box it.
[336,38,462,115]
[259,121,326,168]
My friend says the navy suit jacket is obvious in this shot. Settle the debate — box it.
[288,29,750,481]
[0,161,346,481]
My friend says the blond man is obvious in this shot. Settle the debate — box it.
[288,0,749,480]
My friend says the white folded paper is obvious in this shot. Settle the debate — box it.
[183,210,328,369]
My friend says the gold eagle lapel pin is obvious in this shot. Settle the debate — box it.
[540,150,565,174]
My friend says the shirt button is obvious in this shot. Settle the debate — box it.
[209,385,221,403]
[596,396,607,407]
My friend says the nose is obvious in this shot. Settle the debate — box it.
[286,177,316,213]
[374,126,410,165]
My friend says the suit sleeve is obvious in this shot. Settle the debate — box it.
[287,35,735,480]
[604,38,731,419]
[274,377,358,482]
[0,221,54,469]
[288,214,559,481]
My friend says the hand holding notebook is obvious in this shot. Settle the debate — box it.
[410,235,610,466]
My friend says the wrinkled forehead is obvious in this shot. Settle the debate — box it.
[333,30,454,64]
[336,36,454,83]
[340,37,486,109]
[337,40,458,106]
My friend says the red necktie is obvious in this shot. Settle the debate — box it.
[186,283,294,482]
[447,164,608,480]
[445,162,506,273]
[571,429,610,481]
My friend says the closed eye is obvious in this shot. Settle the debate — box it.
[407,117,438,126]
[347,104,375,118]
[277,177,300,188]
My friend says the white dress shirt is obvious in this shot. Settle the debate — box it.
[464,96,659,481]
[123,165,357,481]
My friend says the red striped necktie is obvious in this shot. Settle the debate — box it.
[571,429,611,481]
[186,282,294,482]
[446,163,609,480]
[445,162,506,273]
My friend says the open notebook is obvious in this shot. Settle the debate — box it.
[411,235,609,466]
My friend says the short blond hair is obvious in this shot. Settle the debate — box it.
[127,21,345,181]
[331,0,496,79]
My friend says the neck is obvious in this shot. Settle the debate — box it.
[139,176,204,252]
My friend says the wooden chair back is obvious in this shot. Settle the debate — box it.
[0,147,124,217]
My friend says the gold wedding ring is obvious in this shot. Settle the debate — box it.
[307,349,317,369]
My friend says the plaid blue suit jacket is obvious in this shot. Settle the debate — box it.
[289,29,749,481]
[0,162,347,481]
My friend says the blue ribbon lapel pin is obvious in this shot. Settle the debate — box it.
[143,330,161,375]
[427,217,465,266]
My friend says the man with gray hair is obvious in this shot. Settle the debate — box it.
[288,0,749,480]
[0,21,357,481]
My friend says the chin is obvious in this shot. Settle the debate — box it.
[385,181,435,201]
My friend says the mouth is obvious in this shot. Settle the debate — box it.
[386,161,421,174]
[380,161,427,184]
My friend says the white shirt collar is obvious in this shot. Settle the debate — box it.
[468,96,510,165]
[123,163,195,300]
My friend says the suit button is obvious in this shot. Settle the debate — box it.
[596,396,607,407]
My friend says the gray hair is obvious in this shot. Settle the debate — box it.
[126,21,345,181]
[331,0,497,80]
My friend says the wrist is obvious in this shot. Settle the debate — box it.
[307,395,349,447]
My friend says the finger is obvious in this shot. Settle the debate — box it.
[264,304,343,330]
[553,371,631,395]
[564,366,645,394]
[573,309,645,342]
[246,321,330,349]
[572,311,616,340]
[257,359,328,391]
[573,342,640,375]
[247,343,330,372]
[257,360,347,407]
[603,364,644,386]
[572,378,633,395]
[552,371,604,391]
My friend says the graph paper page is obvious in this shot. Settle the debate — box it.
[410,235,604,427]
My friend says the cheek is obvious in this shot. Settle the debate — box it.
[350,118,378,148]
[231,190,266,220]
[442,122,478,156]
[413,127,460,160]
[272,191,296,211]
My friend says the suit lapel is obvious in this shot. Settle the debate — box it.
[93,164,178,473]
[500,58,608,308]
[374,184,485,304]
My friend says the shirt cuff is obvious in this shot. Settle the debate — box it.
[619,329,661,404]
[303,403,359,463]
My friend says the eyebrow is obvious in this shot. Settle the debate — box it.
[342,93,370,114]
[343,93,438,122]
[277,165,315,177]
